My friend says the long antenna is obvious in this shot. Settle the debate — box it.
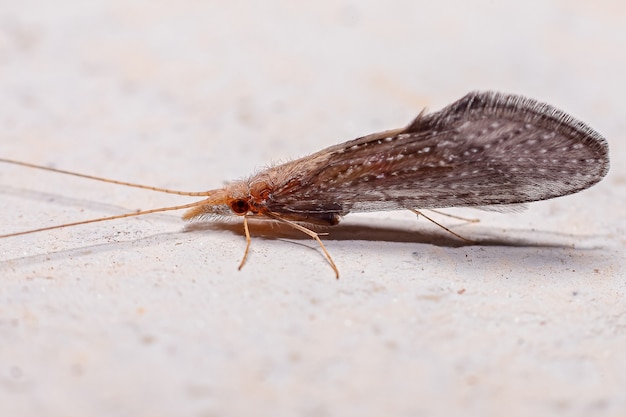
[0,158,209,196]
[0,199,209,238]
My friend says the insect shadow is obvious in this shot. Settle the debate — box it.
[183,215,593,250]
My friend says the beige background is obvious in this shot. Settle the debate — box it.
[1,1,624,416]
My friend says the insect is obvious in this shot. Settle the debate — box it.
[0,91,610,278]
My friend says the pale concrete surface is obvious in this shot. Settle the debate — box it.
[0,1,624,416]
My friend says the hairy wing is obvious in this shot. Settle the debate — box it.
[264,91,609,218]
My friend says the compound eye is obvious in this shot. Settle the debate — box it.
[229,199,249,215]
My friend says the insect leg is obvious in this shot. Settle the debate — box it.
[238,214,252,271]
[265,212,340,279]
[409,209,475,244]
[425,209,479,223]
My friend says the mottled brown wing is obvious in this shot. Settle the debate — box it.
[264,91,609,220]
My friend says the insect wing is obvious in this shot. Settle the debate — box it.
[264,91,609,218]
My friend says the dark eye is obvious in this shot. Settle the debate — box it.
[229,199,249,215]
